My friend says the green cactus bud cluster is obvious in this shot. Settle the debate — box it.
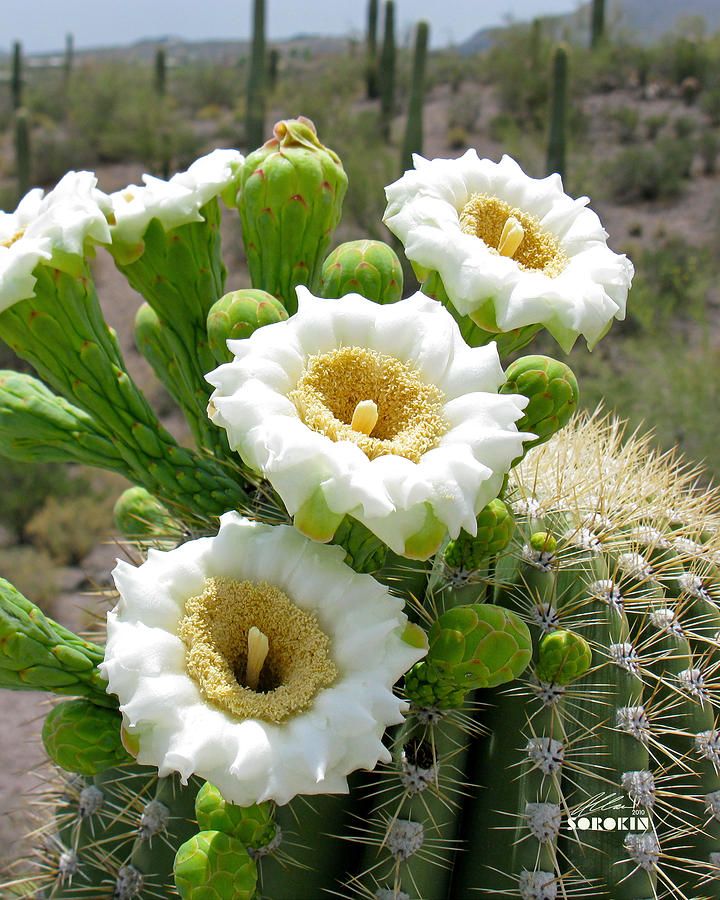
[237,117,348,314]
[500,354,579,450]
[444,499,514,575]
[207,289,288,364]
[0,577,112,705]
[332,516,388,573]
[195,782,276,849]
[42,699,131,776]
[319,239,403,304]
[535,629,592,684]
[174,830,258,900]
[405,604,532,708]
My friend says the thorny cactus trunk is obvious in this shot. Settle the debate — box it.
[0,103,712,900]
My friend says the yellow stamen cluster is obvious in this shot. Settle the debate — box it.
[289,346,447,463]
[178,578,337,724]
[459,193,568,277]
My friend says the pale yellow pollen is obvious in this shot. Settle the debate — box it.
[122,190,135,203]
[459,192,568,278]
[497,216,525,258]
[288,346,447,464]
[178,578,337,724]
[245,626,269,691]
[350,399,379,436]
[0,229,25,249]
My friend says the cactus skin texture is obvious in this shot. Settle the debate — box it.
[319,239,403,304]
[400,20,430,174]
[547,44,568,178]
[246,0,266,150]
[206,289,288,364]
[237,117,348,314]
[379,0,396,141]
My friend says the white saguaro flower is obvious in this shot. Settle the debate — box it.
[101,513,426,807]
[383,152,634,352]
[0,171,111,312]
[107,149,244,250]
[206,288,532,559]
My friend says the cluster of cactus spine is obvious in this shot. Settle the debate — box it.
[1,110,719,900]
[546,44,568,179]
[400,21,429,174]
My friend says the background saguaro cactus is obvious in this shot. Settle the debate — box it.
[245,0,267,151]
[365,0,379,100]
[591,0,606,49]
[10,41,23,111]
[547,44,568,179]
[379,0,396,142]
[400,20,429,174]
[14,108,30,201]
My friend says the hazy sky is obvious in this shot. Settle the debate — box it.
[6,0,583,53]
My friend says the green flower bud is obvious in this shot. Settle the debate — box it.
[42,699,131,775]
[237,117,348,314]
[536,630,592,684]
[174,831,257,900]
[207,289,288,364]
[530,531,558,554]
[500,355,579,450]
[444,499,514,574]
[195,782,276,848]
[333,517,387,573]
[113,486,175,540]
[319,240,403,304]
[405,604,532,708]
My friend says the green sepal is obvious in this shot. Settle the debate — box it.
[174,830,258,900]
[332,517,388,573]
[207,289,288,364]
[319,239,403,304]
[42,699,131,775]
[500,355,579,450]
[444,499,514,573]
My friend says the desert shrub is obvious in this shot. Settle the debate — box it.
[447,126,468,150]
[644,113,667,140]
[673,114,696,139]
[699,128,719,174]
[448,96,482,133]
[0,460,89,541]
[611,106,640,144]
[701,86,720,125]
[604,138,692,202]
[0,546,58,612]
[26,493,114,566]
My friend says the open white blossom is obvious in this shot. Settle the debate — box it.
[108,149,244,246]
[0,171,111,312]
[383,152,634,352]
[206,288,532,559]
[101,512,426,807]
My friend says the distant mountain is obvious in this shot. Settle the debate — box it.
[460,0,720,54]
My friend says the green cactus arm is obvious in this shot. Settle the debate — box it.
[0,577,113,706]
[400,20,429,174]
[246,0,267,150]
[0,265,247,519]
[0,369,126,468]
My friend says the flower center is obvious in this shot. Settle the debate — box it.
[178,577,337,724]
[459,193,568,277]
[288,346,447,463]
[0,229,25,249]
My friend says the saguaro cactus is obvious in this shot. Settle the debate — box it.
[14,107,30,201]
[63,32,74,84]
[547,44,568,179]
[245,0,266,151]
[11,40,23,110]
[365,0,379,99]
[591,0,606,49]
[379,0,396,141]
[400,20,429,174]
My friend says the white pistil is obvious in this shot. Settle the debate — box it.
[350,399,379,436]
[245,626,270,691]
[498,215,525,258]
